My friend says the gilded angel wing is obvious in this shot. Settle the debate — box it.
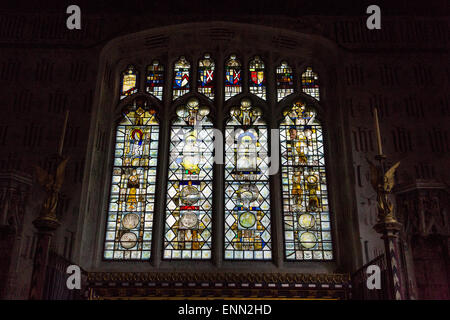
[34,165,50,187]
[366,157,379,191]
[55,157,70,190]
[384,161,400,192]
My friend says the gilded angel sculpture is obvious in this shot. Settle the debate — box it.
[34,157,69,219]
[366,158,400,223]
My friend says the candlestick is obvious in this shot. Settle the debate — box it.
[373,107,383,155]
[58,110,69,156]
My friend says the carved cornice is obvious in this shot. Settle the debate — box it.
[394,179,448,194]
[86,272,351,299]
[88,271,349,283]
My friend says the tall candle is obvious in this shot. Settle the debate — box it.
[373,107,383,155]
[58,110,69,156]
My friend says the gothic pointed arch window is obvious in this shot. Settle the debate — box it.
[249,56,266,100]
[280,101,332,260]
[197,53,215,100]
[224,98,272,260]
[276,61,294,101]
[164,98,214,259]
[173,56,191,100]
[103,101,159,260]
[146,60,164,100]
[224,54,242,101]
[120,65,138,100]
[301,67,320,100]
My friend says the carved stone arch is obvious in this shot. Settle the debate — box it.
[77,20,360,275]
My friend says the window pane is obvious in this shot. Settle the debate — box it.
[276,61,294,102]
[173,56,190,100]
[301,67,320,100]
[104,103,159,260]
[120,65,138,100]
[146,60,164,100]
[224,54,242,101]
[249,56,266,100]
[224,99,272,260]
[164,98,213,259]
[198,53,215,100]
[280,101,332,260]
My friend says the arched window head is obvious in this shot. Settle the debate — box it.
[225,98,272,260]
[301,67,320,100]
[164,98,214,259]
[104,100,159,260]
[224,54,242,101]
[146,60,164,100]
[249,56,266,100]
[120,65,138,100]
[276,61,294,102]
[173,56,191,100]
[280,101,332,260]
[198,53,215,100]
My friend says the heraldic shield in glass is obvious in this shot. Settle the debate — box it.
[104,102,159,260]
[224,54,242,101]
[197,53,215,100]
[173,56,190,100]
[249,56,266,100]
[224,98,272,260]
[280,101,333,260]
[164,98,214,259]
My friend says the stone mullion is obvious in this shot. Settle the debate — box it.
[242,54,249,95]
[266,53,284,268]
[213,49,225,267]
[151,55,173,268]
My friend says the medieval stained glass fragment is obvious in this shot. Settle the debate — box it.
[146,60,164,100]
[198,53,215,100]
[104,103,159,260]
[120,65,138,100]
[249,56,266,100]
[276,61,294,102]
[224,98,272,260]
[280,101,332,260]
[224,54,242,101]
[173,56,190,100]
[164,98,213,259]
[301,67,320,100]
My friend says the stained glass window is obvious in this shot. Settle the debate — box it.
[198,53,215,100]
[276,61,294,102]
[164,98,213,259]
[173,56,190,100]
[280,101,332,260]
[120,65,138,100]
[249,56,266,100]
[146,60,164,100]
[104,102,159,260]
[224,54,242,101]
[224,98,272,260]
[301,67,320,101]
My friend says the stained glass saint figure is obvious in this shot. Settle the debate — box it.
[280,101,332,260]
